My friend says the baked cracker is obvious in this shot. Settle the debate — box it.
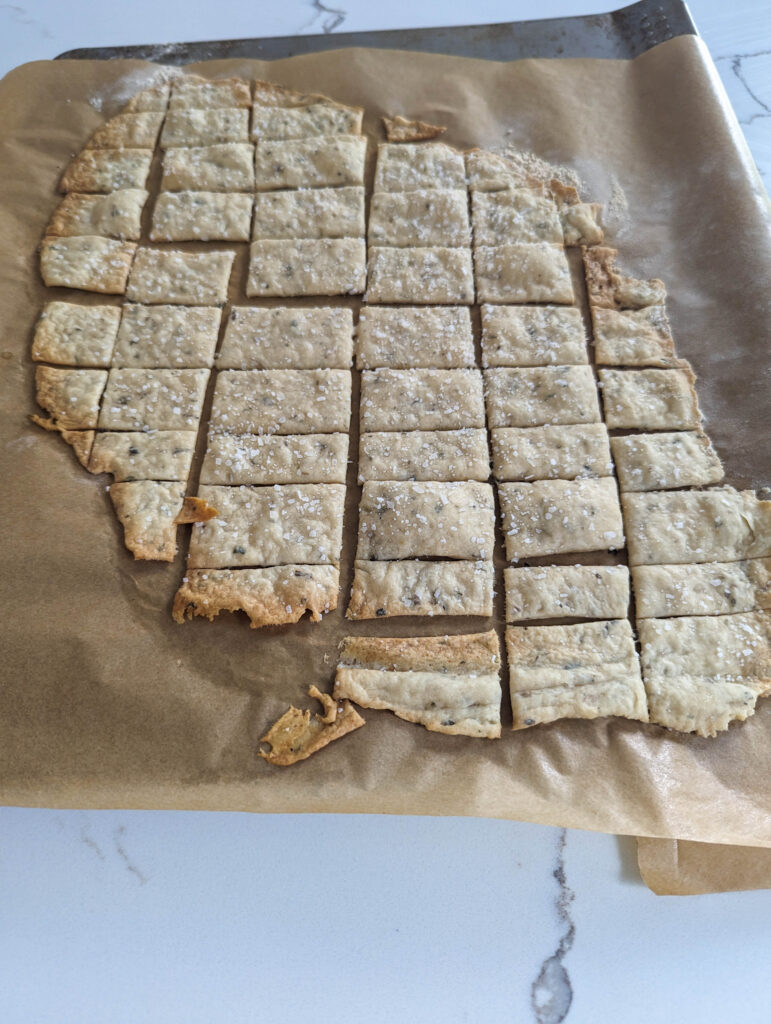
[59,149,153,193]
[209,369,351,435]
[258,686,365,766]
[40,236,136,294]
[347,560,494,619]
[173,566,340,628]
[218,307,353,370]
[112,304,221,368]
[471,189,563,246]
[373,143,466,192]
[360,368,485,432]
[170,76,251,110]
[246,239,366,297]
[150,191,253,242]
[86,112,164,150]
[161,143,255,192]
[126,249,234,305]
[611,431,724,491]
[252,103,363,141]
[160,108,249,148]
[504,564,630,622]
[254,137,366,190]
[88,430,197,482]
[355,306,474,370]
[45,189,148,241]
[109,480,185,561]
[98,368,209,431]
[368,189,471,247]
[31,301,121,367]
[34,366,107,429]
[506,619,648,728]
[252,186,365,240]
[382,115,447,142]
[599,366,701,430]
[474,243,574,304]
[491,423,612,481]
[584,246,666,310]
[633,559,771,619]
[200,433,349,485]
[480,304,587,367]
[592,306,676,366]
[366,246,475,304]
[484,366,601,428]
[359,428,490,482]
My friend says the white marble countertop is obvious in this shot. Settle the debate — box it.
[2,3,770,1022]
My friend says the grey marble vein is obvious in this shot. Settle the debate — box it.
[531,829,576,1024]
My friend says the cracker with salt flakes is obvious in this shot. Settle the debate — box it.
[491,423,612,481]
[252,186,365,240]
[46,189,148,241]
[622,487,771,566]
[173,565,340,629]
[373,142,466,192]
[86,112,164,150]
[246,239,366,297]
[355,306,474,370]
[360,368,485,432]
[112,304,221,369]
[31,302,120,367]
[599,366,701,430]
[187,483,346,568]
[109,480,185,562]
[474,243,574,304]
[639,611,771,736]
[484,366,600,428]
[126,249,234,305]
[122,82,170,113]
[366,246,475,304]
[611,431,723,492]
[504,564,630,622]
[218,307,353,370]
[347,560,494,619]
[98,368,209,431]
[251,102,363,140]
[161,143,255,192]
[357,480,495,561]
[471,188,563,245]
[499,478,624,560]
[35,365,107,429]
[359,428,490,483]
[88,430,197,483]
[200,433,349,486]
[592,305,676,366]
[632,559,771,619]
[60,148,153,193]
[506,619,647,728]
[209,369,351,435]
[481,304,587,367]
[254,136,366,190]
[161,108,249,148]
[150,191,252,242]
[170,76,251,110]
[584,245,666,310]
[368,189,471,247]
[40,236,136,294]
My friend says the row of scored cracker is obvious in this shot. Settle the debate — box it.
[29,74,770,752]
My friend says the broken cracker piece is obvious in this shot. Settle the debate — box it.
[31,415,95,468]
[174,496,218,524]
[382,114,447,142]
[584,246,666,310]
[259,685,365,766]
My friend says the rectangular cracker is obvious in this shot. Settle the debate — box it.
[599,367,701,430]
[254,137,366,190]
[170,77,251,110]
[638,611,771,736]
[334,630,501,738]
[251,102,363,140]
[161,108,249,147]
[633,559,771,619]
[465,149,527,192]
[126,249,234,305]
[200,433,349,485]
[209,369,351,435]
[358,428,489,483]
[471,189,563,245]
[218,307,353,370]
[347,560,495,619]
[172,565,340,628]
[161,143,255,192]
[89,430,197,482]
[622,487,771,566]
[123,83,171,113]
[35,366,107,429]
[360,368,485,432]
[368,189,471,247]
[611,431,724,492]
[491,424,612,481]
[187,483,346,568]
[31,302,121,366]
[504,565,630,622]
[60,149,153,193]
[98,368,209,430]
[109,480,185,562]
[373,143,466,192]
[366,247,475,304]
[484,366,601,428]
[150,191,253,242]
[357,480,495,561]
[45,190,148,241]
[86,112,164,150]
[506,619,648,728]
[480,305,587,367]
[474,244,574,304]
[355,306,475,369]
[499,478,624,560]
[40,236,136,294]
[252,186,365,240]
[246,239,366,297]
[592,306,676,366]
[112,304,221,368]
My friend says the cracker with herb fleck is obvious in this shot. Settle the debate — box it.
[481,304,587,367]
[173,566,340,629]
[218,307,353,370]
[109,480,185,561]
[633,559,771,619]
[504,564,630,622]
[373,142,466,192]
[471,189,563,245]
[254,137,366,190]
[252,186,365,240]
[89,430,197,482]
[86,112,164,150]
[368,189,471,247]
[611,431,723,492]
[357,480,495,561]
[98,368,209,431]
[187,483,346,568]
[355,306,474,369]
[46,189,148,241]
[506,619,647,728]
[347,560,494,619]
[122,82,170,113]
[252,102,363,140]
[474,243,574,304]
[491,423,612,481]
[484,366,600,428]
[31,302,120,367]
[170,76,251,110]
[559,203,604,246]
[60,149,153,193]
[599,367,701,430]
[499,478,624,560]
[161,108,249,147]
[150,191,253,241]
[200,433,349,485]
[126,249,234,305]
[112,304,221,368]
[161,143,255,192]
[360,368,485,432]
[592,305,676,366]
[358,428,489,482]
[40,236,136,294]
[209,369,351,435]
[584,246,666,310]
[366,246,474,304]
[246,238,366,297]
[35,366,107,429]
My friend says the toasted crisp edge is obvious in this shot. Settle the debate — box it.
[59,149,153,194]
[258,685,365,766]
[174,496,218,524]
[583,245,666,310]
[34,366,106,429]
[45,191,148,241]
[171,75,252,108]
[172,566,340,628]
[109,481,182,562]
[382,114,447,142]
[339,630,499,673]
[86,112,164,150]
[40,236,137,293]
[252,80,363,119]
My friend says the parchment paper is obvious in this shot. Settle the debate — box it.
[638,838,771,894]
[1,38,770,850]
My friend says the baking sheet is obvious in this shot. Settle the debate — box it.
[0,39,769,847]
